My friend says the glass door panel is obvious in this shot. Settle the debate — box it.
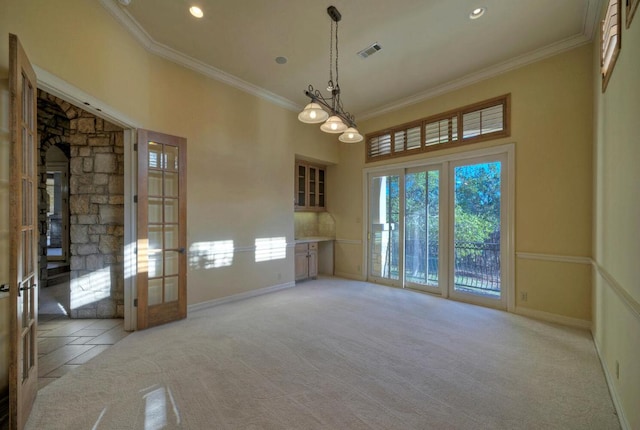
[138,129,188,330]
[405,169,441,292]
[451,159,503,304]
[369,174,401,283]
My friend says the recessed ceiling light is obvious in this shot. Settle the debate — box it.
[189,6,204,18]
[275,56,288,65]
[469,7,486,20]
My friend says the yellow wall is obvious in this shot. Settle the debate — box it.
[592,2,640,428]
[333,44,595,321]
[0,0,338,390]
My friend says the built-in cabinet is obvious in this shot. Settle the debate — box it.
[295,242,318,281]
[295,161,326,211]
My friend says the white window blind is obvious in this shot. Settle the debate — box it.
[394,126,421,152]
[601,0,621,91]
[462,104,504,139]
[368,134,392,158]
[366,95,509,162]
[425,116,458,146]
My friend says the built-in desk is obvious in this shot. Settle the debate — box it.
[294,237,334,281]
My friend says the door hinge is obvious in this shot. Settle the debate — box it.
[133,195,138,203]
[134,298,138,307]
[133,143,138,151]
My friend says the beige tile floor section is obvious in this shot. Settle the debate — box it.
[37,280,129,390]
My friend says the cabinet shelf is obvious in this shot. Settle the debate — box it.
[295,161,326,212]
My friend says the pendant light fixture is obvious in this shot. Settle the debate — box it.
[298,6,363,143]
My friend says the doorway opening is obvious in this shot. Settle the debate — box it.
[36,89,126,320]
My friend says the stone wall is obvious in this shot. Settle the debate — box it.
[68,108,125,318]
[37,90,125,318]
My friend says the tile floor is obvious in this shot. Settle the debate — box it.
[37,281,129,390]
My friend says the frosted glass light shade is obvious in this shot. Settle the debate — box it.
[298,103,329,123]
[339,127,363,143]
[320,115,348,133]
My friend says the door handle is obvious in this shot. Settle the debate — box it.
[177,248,185,254]
[18,283,36,297]
[0,284,9,293]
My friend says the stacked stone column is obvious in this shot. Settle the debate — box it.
[68,113,125,318]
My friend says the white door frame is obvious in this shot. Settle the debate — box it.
[448,152,510,310]
[34,65,141,330]
[363,143,515,312]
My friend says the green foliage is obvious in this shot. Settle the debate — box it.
[403,163,500,248]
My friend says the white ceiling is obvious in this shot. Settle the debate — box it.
[101,0,600,121]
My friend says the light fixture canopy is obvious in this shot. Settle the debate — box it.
[189,6,204,18]
[339,127,364,143]
[298,6,361,142]
[469,6,486,19]
[298,102,329,123]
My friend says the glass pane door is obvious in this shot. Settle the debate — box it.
[405,168,441,292]
[450,158,504,306]
[369,174,401,284]
[137,129,187,330]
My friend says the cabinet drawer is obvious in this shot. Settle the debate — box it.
[308,242,318,250]
[295,243,309,253]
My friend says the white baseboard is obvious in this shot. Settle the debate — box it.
[514,306,592,329]
[187,281,296,313]
[592,337,630,430]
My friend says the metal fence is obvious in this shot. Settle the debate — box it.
[453,242,500,294]
[404,240,501,295]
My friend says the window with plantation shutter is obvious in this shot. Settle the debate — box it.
[462,103,504,139]
[366,94,510,163]
[368,133,392,158]
[601,0,621,92]
[425,116,458,146]
[394,126,421,152]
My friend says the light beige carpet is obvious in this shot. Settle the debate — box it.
[26,278,620,429]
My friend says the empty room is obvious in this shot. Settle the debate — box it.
[1,0,639,429]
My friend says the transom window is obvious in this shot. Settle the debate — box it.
[366,94,510,163]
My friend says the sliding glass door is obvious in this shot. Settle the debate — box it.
[449,156,506,308]
[366,149,511,310]
[404,167,443,294]
[369,173,402,285]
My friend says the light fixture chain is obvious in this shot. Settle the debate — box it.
[299,5,360,140]
[335,19,339,90]
[329,19,334,87]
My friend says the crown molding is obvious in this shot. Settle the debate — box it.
[358,33,592,121]
[99,0,602,122]
[98,0,300,113]
[358,0,602,121]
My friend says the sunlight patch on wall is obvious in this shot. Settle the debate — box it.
[255,237,287,262]
[189,240,235,269]
[124,242,136,280]
[70,268,111,309]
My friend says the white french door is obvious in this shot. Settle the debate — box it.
[366,146,512,310]
[404,166,447,295]
[447,154,508,309]
[368,171,402,287]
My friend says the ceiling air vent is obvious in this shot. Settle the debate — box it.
[357,42,382,59]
